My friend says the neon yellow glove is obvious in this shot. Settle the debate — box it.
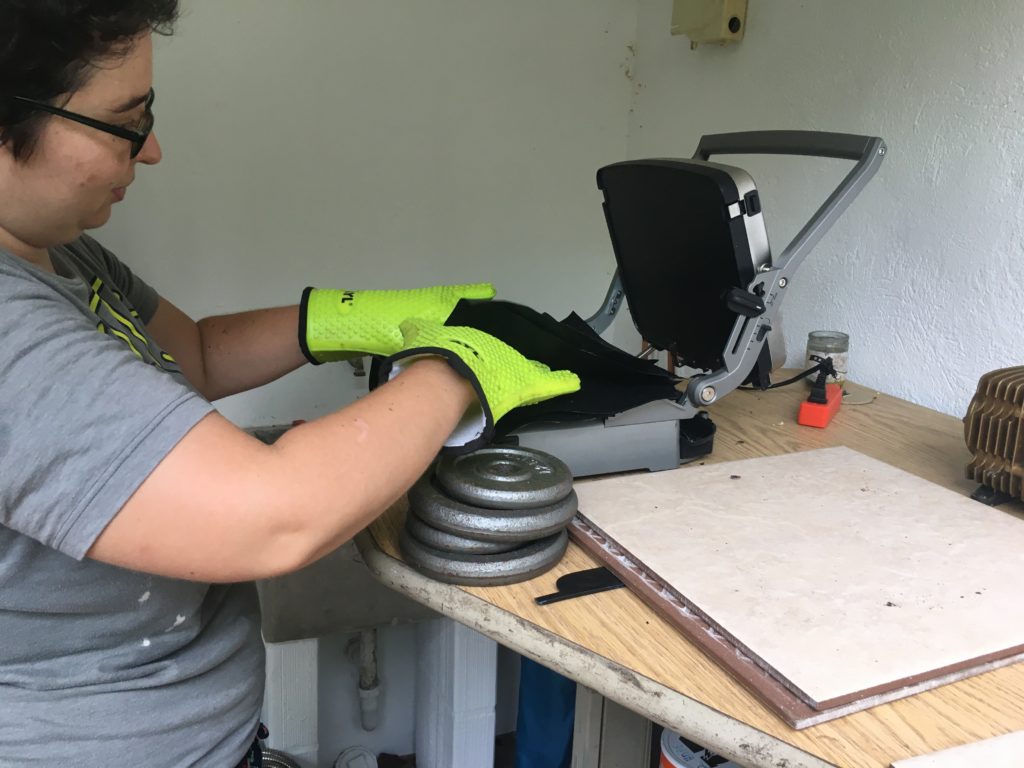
[298,283,496,363]
[372,318,581,452]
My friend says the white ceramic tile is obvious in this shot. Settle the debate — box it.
[574,447,1024,705]
[892,730,1024,767]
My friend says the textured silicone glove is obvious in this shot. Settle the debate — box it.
[298,283,496,363]
[371,318,580,452]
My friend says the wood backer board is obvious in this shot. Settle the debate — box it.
[891,730,1024,767]
[572,447,1024,724]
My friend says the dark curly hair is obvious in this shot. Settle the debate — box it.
[0,0,179,160]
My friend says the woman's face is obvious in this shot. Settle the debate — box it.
[0,33,162,258]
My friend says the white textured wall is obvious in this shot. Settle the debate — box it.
[630,0,1024,416]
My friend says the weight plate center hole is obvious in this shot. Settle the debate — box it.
[479,459,532,483]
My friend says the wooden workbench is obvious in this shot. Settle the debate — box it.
[355,380,1024,768]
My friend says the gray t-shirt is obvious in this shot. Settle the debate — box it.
[0,236,265,766]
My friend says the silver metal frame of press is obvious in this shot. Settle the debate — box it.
[512,130,888,477]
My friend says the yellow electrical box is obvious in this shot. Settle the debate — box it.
[671,0,748,49]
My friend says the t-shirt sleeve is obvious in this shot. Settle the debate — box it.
[0,272,215,560]
[77,234,160,324]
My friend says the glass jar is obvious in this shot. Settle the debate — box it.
[804,330,849,385]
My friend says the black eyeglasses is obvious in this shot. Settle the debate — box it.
[12,89,155,159]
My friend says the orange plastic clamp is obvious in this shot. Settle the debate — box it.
[797,383,842,428]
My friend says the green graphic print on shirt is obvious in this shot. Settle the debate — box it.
[86,273,180,374]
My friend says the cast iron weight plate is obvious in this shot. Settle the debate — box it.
[436,445,574,509]
[404,513,522,555]
[408,474,578,542]
[399,528,569,586]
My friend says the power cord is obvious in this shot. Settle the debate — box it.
[739,355,837,392]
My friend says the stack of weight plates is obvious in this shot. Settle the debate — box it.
[400,446,576,586]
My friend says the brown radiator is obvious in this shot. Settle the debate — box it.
[964,366,1024,499]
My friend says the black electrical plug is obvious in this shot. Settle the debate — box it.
[807,355,837,404]
[808,371,829,404]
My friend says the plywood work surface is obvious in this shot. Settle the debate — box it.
[891,729,1024,767]
[574,446,1024,708]
[367,379,1024,768]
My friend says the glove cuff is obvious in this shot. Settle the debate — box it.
[297,286,323,365]
[371,350,492,454]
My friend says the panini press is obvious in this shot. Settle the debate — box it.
[507,130,887,477]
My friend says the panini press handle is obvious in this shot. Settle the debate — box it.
[695,130,881,163]
[683,129,886,413]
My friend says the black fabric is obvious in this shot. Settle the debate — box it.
[444,300,681,436]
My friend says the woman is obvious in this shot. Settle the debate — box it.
[0,2,577,765]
